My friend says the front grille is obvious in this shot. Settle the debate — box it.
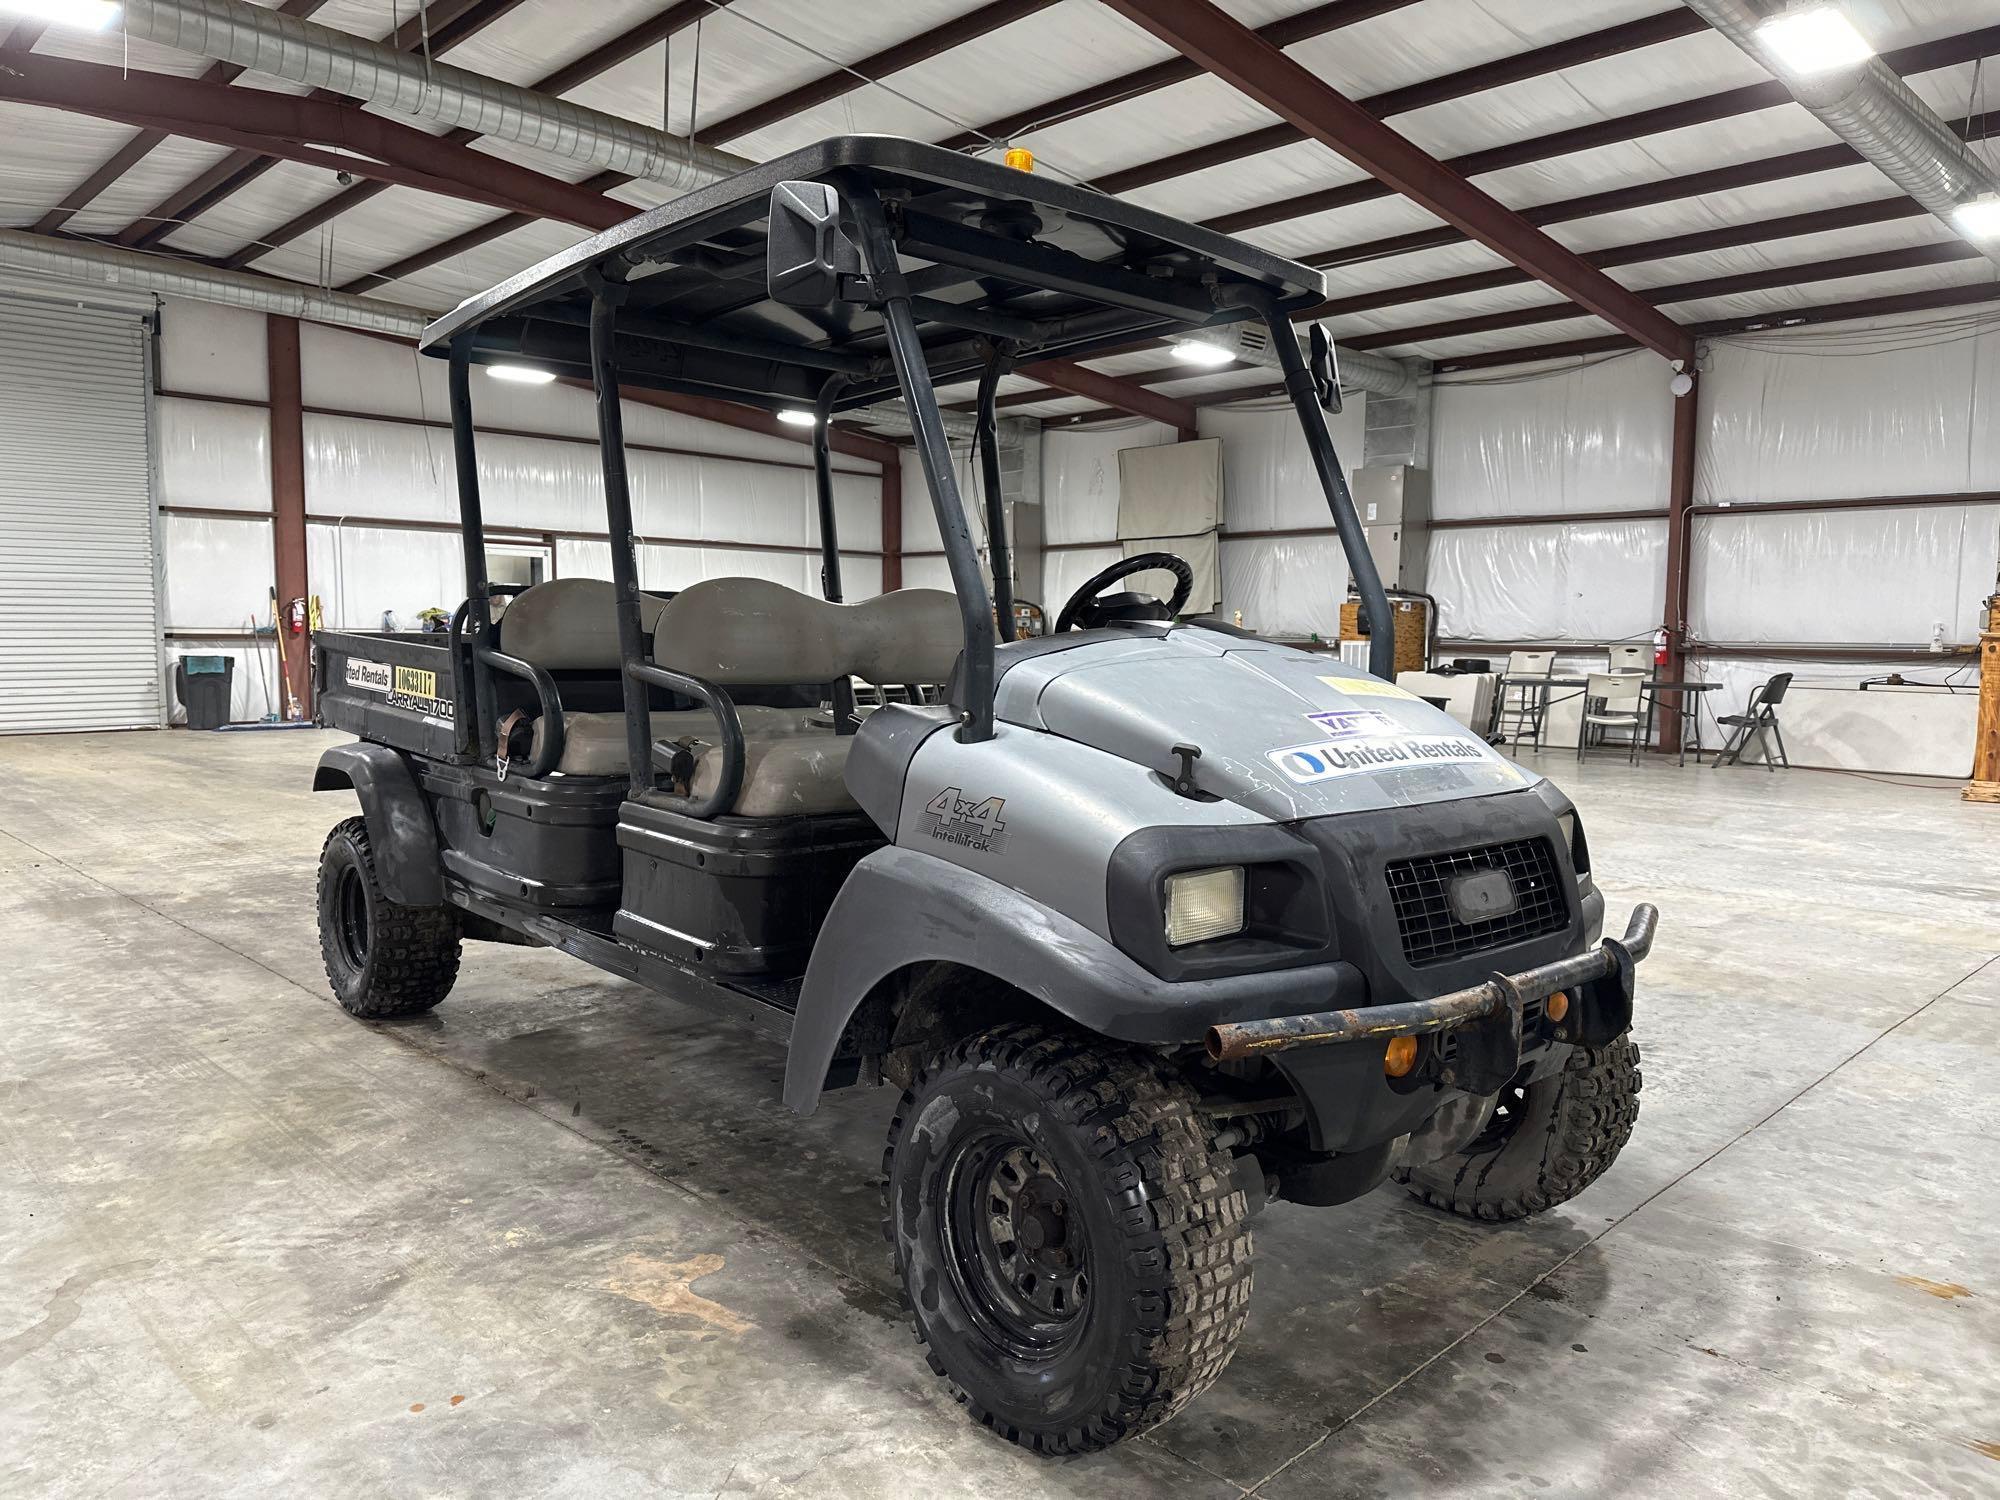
[1385,837,1567,967]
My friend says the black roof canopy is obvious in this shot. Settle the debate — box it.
[419,136,1329,414]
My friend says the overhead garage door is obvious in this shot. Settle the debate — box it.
[0,293,163,734]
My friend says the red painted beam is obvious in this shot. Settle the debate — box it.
[1434,279,2000,373]
[267,315,312,718]
[1204,22,2000,238]
[0,57,631,232]
[698,0,1058,145]
[1032,359,1200,436]
[935,0,1421,150]
[116,0,530,250]
[1096,8,1705,196]
[1342,240,1986,353]
[1097,0,1693,364]
[1661,372,1699,756]
[228,0,723,274]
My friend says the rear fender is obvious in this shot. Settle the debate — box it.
[782,844,1352,1113]
[313,743,444,905]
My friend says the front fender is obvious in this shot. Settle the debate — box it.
[313,743,444,906]
[782,844,1357,1112]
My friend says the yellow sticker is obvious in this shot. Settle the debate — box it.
[1317,674,1415,700]
[394,665,438,698]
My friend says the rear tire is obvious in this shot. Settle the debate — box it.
[317,816,460,1019]
[1394,1036,1641,1222]
[883,1023,1253,1455]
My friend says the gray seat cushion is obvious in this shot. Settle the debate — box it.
[653,576,961,686]
[535,706,830,777]
[500,578,670,670]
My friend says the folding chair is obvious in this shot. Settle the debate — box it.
[1716,672,1792,770]
[1496,650,1555,748]
[1607,643,1651,674]
[1578,672,1646,764]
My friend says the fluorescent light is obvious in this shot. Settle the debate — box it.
[1953,196,2000,240]
[776,408,818,427]
[1757,5,1874,75]
[484,363,555,385]
[0,0,120,29]
[1171,340,1236,367]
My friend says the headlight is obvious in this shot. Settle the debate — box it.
[1165,866,1245,947]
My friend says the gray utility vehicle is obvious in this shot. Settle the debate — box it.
[311,138,1655,1455]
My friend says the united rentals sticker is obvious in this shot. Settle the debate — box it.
[345,659,393,694]
[1269,733,1491,785]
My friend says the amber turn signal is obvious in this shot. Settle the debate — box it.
[1003,146,1036,173]
[1546,990,1570,1022]
[1383,1035,1419,1078]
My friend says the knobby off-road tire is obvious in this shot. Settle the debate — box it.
[1396,1035,1642,1222]
[883,1023,1254,1456]
[317,816,460,1019]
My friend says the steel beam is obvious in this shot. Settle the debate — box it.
[1032,359,1200,436]
[0,57,631,231]
[936,0,1421,151]
[1096,9,1705,196]
[1435,278,2000,372]
[1098,0,1693,363]
[1204,22,2000,237]
[267,315,312,718]
[697,0,1057,145]
[116,0,531,250]
[1349,240,1987,354]
[1661,372,1699,756]
[31,0,330,237]
[231,0,721,273]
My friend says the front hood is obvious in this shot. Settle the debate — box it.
[997,627,1533,821]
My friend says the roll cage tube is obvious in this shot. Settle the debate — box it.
[587,279,664,799]
[447,585,567,778]
[1260,302,1396,683]
[847,185,997,743]
[975,342,1016,639]
[447,339,500,761]
[811,374,846,603]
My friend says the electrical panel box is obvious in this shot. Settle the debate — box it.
[1353,465,1431,593]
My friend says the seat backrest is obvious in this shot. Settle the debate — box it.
[653,576,961,687]
[1759,671,1793,708]
[1607,644,1649,672]
[1508,650,1554,676]
[498,578,671,670]
[1587,671,1641,706]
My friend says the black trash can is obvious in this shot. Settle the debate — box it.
[175,654,235,730]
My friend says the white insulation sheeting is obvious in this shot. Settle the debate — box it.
[1430,352,1673,520]
[1429,519,1666,645]
[156,300,891,638]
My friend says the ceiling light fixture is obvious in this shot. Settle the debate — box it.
[1952,195,2000,240]
[1756,5,1874,75]
[1171,340,1236,367]
[0,0,120,28]
[776,408,818,427]
[484,363,556,385]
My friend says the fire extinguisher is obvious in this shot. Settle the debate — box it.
[1652,626,1669,668]
[286,597,307,634]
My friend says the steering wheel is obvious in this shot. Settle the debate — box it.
[1054,551,1195,633]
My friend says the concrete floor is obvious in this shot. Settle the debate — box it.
[2,729,1996,1498]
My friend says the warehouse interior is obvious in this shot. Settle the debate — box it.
[1,0,1997,1494]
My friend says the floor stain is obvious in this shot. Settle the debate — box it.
[1968,1440,2000,1462]
[0,1261,153,1370]
[1896,1276,1973,1301]
[604,1252,754,1338]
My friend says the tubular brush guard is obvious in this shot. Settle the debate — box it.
[1206,905,1657,1095]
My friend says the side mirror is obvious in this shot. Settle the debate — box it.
[1309,323,1343,415]
[767,181,864,307]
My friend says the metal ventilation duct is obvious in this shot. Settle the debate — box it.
[1686,0,2000,268]
[117,0,752,193]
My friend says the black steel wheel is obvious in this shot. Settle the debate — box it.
[884,1022,1253,1455]
[317,816,460,1019]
